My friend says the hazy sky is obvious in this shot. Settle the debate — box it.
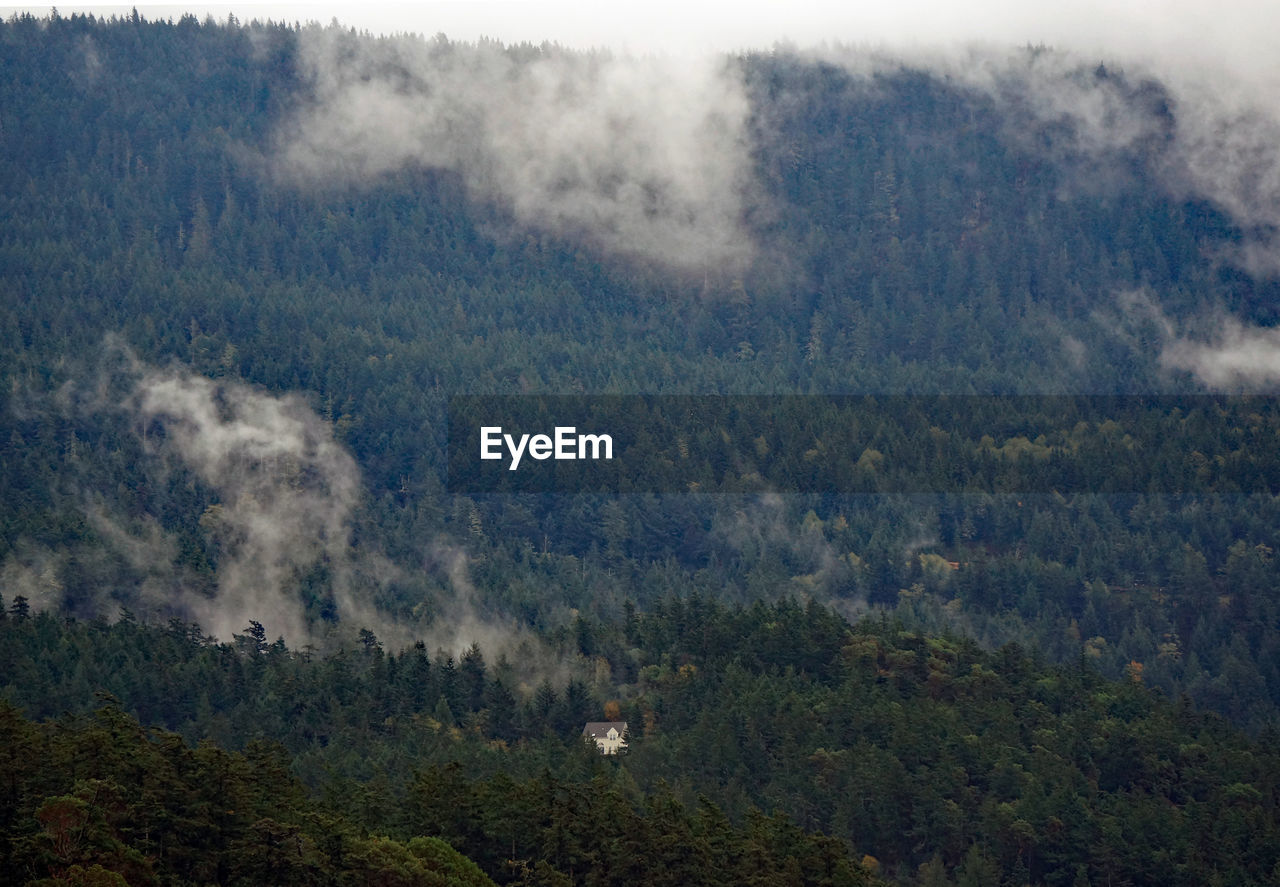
[3,1,1277,68]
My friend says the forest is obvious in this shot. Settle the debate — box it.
[2,598,1278,885]
[1,10,1279,885]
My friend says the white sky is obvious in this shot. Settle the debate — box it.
[2,1,1278,69]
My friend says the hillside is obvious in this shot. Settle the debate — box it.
[2,12,1280,885]
[3,600,1278,885]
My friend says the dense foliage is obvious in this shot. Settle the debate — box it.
[2,12,1278,730]
[0,691,876,887]
[0,695,501,886]
[2,600,1278,885]
[2,12,1280,885]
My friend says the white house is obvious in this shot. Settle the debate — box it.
[582,721,628,755]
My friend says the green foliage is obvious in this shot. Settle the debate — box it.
[2,14,1280,886]
[3,606,1279,885]
[0,697,499,886]
[3,14,1280,734]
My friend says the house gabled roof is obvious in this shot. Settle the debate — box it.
[582,720,628,739]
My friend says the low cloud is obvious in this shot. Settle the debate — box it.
[1166,96,1280,276]
[273,27,757,273]
[1160,317,1280,388]
[416,540,581,693]
[710,492,864,608]
[806,40,1280,277]
[126,360,366,643]
[268,21,1280,281]
[6,343,578,665]
[1115,288,1280,390]
[0,542,66,613]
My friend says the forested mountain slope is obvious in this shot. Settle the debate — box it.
[1,15,1280,885]
[3,13,1278,727]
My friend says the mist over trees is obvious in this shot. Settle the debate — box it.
[2,11,1280,886]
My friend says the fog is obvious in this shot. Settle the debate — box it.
[273,27,757,272]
